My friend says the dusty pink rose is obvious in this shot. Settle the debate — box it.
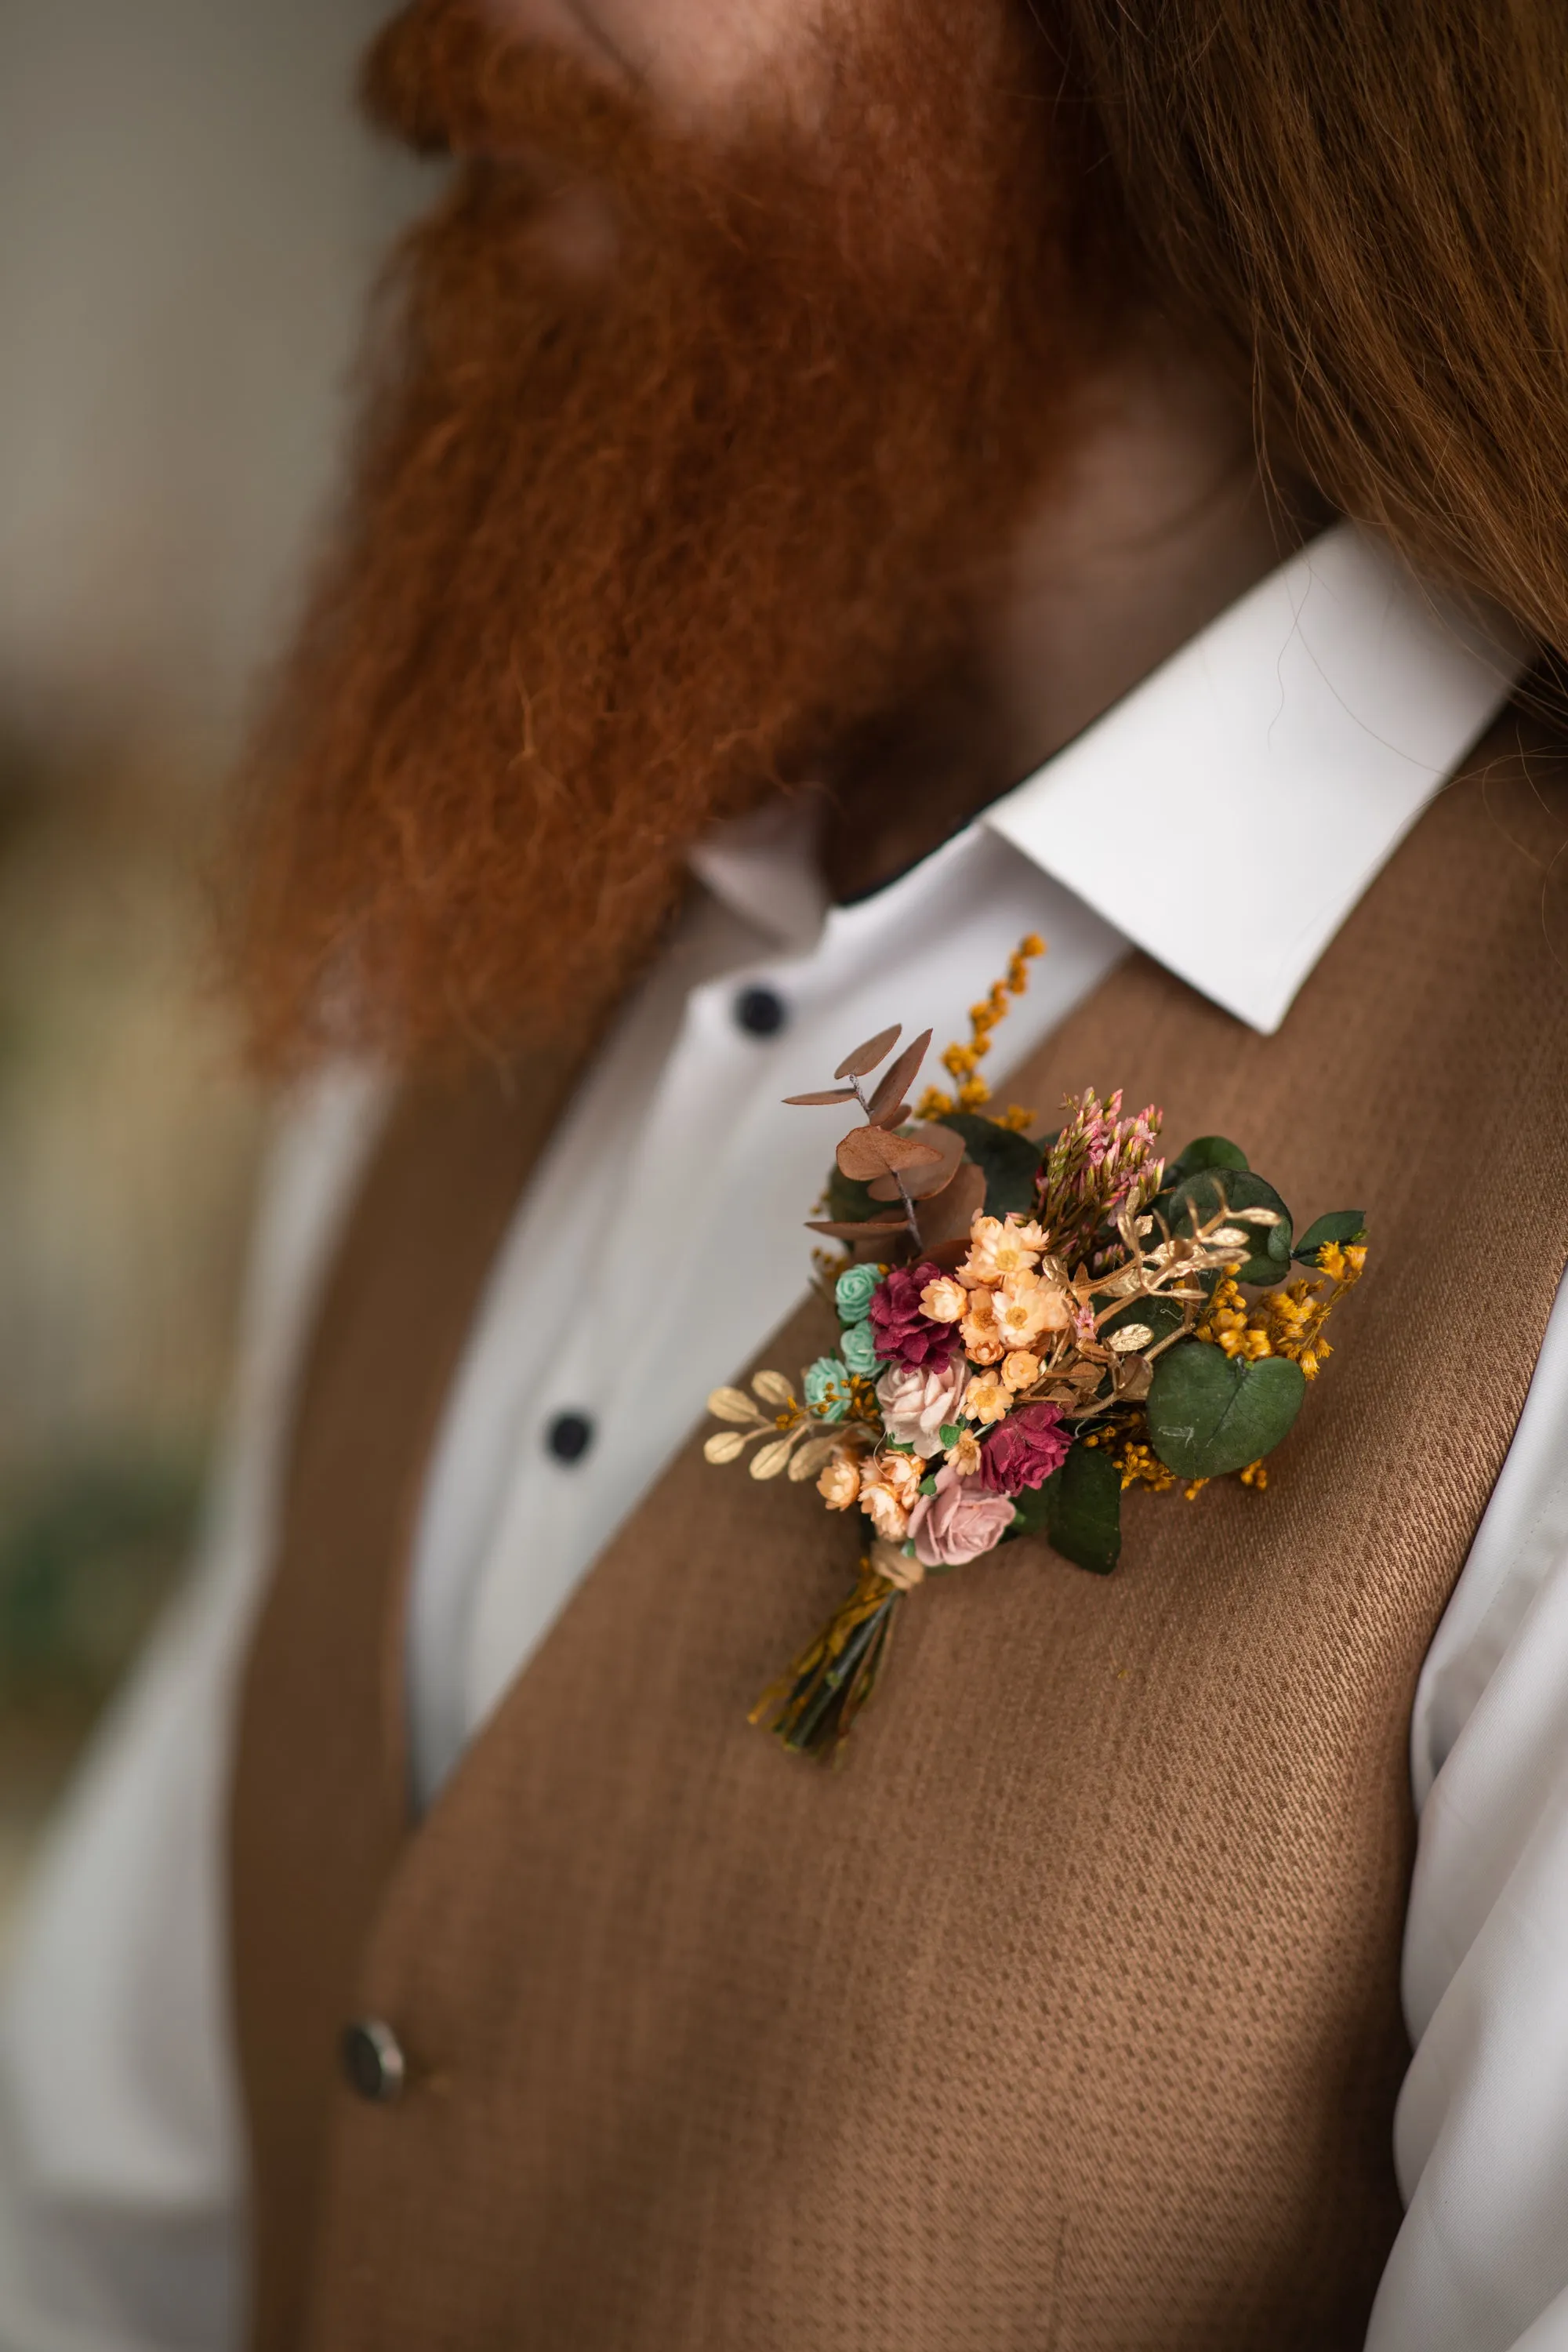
[876,1357,969,1458]
[867,1261,963,1370]
[906,1466,1016,1567]
[978,1401,1071,1497]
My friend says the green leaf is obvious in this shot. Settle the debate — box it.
[1145,1341,1306,1479]
[1293,1210,1367,1265]
[936,1113,1040,1218]
[1025,1441,1123,1575]
[1165,1167,1293,1286]
[938,1423,963,1448]
[823,1166,880,1225]
[1164,1134,1250,1189]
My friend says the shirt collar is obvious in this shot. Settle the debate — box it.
[691,521,1529,1033]
[983,522,1528,1031]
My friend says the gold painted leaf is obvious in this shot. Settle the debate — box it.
[704,1430,749,1464]
[750,1436,798,1480]
[789,1435,845,1481]
[708,1386,761,1423]
[834,1023,901,1081]
[1108,1323,1153,1353]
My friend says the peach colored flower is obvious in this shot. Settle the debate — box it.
[964,1373,1011,1425]
[1003,1348,1042,1392]
[858,1449,924,1541]
[877,1357,969,1457]
[991,1271,1057,1351]
[818,1453,862,1511]
[960,1213,1049,1287]
[960,1287,1006,1367]
[943,1428,983,1477]
[919,1273,967,1324]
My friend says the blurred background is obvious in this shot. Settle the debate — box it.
[0,0,423,1925]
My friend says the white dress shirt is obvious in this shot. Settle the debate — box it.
[0,523,1557,2352]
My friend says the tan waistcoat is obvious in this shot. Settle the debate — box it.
[230,722,1568,2352]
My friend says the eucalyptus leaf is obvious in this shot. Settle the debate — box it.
[1145,1341,1305,1479]
[1040,1442,1123,1575]
[823,1166,880,1225]
[1165,1167,1293,1285]
[937,1112,1040,1219]
[1293,1210,1367,1265]
[1164,1134,1250,1188]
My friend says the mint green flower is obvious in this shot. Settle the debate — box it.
[804,1356,853,1422]
[834,1262,882,1325]
[840,1319,881,1378]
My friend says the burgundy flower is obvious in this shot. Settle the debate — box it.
[978,1402,1071,1497]
[867,1261,963,1370]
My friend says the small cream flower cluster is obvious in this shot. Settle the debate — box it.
[923,1214,1073,1423]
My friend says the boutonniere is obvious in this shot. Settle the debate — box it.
[707,935,1369,1762]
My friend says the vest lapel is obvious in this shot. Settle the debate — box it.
[229,1051,581,2352]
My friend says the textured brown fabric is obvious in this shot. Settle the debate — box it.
[228,1054,579,2352]
[233,721,1568,2352]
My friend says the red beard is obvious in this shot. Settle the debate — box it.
[227,0,1104,1071]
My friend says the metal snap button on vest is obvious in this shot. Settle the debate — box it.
[340,2017,406,2105]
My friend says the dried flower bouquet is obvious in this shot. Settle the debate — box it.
[707,936,1369,1762]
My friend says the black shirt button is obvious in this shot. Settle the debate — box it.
[546,1410,596,1464]
[341,2018,406,2104]
[734,985,788,1037]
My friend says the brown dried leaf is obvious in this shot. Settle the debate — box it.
[833,1024,901,1081]
[782,1087,859,1107]
[867,1101,912,1133]
[836,1124,943,1181]
[867,1122,966,1201]
[917,1158,986,1252]
[865,1029,933,1123]
[804,1215,911,1240]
